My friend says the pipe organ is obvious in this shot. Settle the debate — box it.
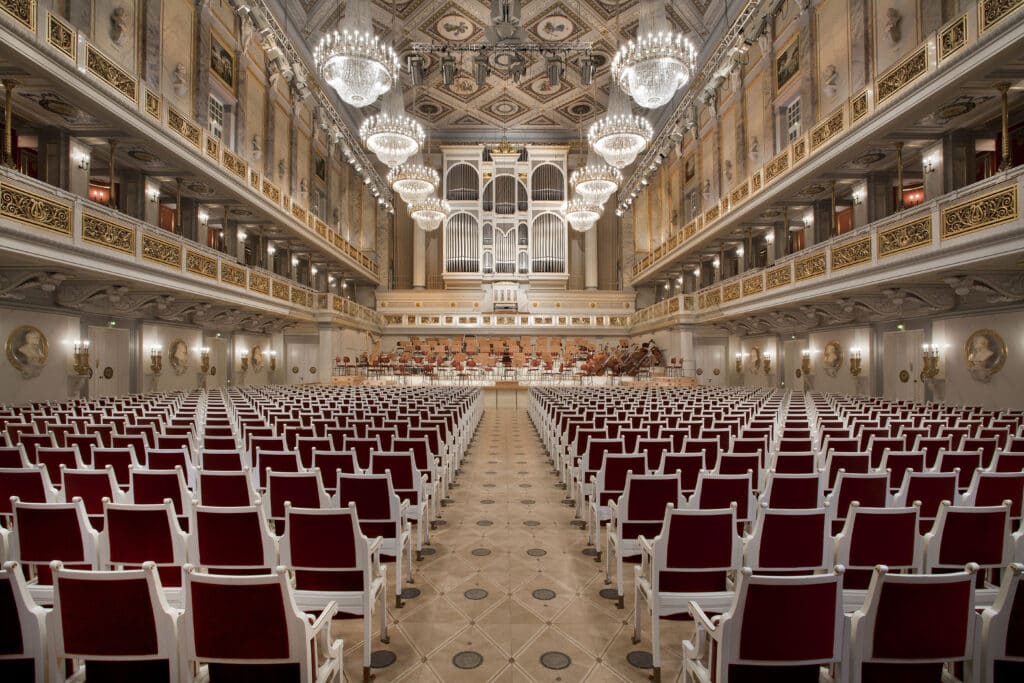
[442,145,568,287]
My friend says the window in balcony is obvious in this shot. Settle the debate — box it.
[208,95,224,140]
[785,98,801,142]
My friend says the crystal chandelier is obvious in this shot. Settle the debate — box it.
[314,1,399,108]
[588,99,653,170]
[611,0,696,109]
[570,162,622,204]
[409,197,451,231]
[387,163,439,204]
[360,88,425,168]
[562,197,603,232]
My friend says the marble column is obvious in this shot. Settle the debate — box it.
[584,226,598,290]
[412,225,425,289]
[193,3,211,125]
[141,0,162,87]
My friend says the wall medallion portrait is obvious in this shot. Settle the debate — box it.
[6,325,48,379]
[965,329,1007,382]
[250,345,265,371]
[210,32,235,91]
[776,37,800,90]
[168,338,189,375]
[822,341,843,378]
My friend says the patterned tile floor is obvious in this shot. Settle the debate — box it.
[331,396,694,682]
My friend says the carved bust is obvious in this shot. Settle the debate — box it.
[885,8,902,45]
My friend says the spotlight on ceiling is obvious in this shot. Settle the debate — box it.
[509,52,527,83]
[473,52,490,87]
[407,54,425,86]
[579,53,594,86]
[440,53,457,86]
[546,53,564,88]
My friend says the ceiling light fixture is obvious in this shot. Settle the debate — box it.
[387,162,440,204]
[571,162,622,205]
[546,53,565,87]
[440,53,457,85]
[611,0,697,109]
[360,88,424,167]
[474,52,490,87]
[409,197,451,231]
[562,197,602,232]
[589,87,653,168]
[314,1,399,107]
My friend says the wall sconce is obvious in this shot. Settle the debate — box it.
[763,352,773,375]
[801,349,811,375]
[149,346,163,376]
[711,257,720,269]
[764,232,775,245]
[267,244,277,255]
[921,344,940,380]
[852,191,864,206]
[922,155,937,174]
[269,350,277,372]
[735,353,743,374]
[849,347,863,376]
[200,347,210,374]
[75,153,90,171]
[198,210,209,226]
[147,187,160,204]
[72,340,91,376]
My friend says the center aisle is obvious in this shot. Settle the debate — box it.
[335,396,693,682]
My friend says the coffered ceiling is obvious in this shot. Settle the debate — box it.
[290,0,713,142]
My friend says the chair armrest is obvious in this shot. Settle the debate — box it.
[399,499,410,515]
[310,601,339,633]
[688,600,719,636]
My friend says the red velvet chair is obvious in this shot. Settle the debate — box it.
[825,471,891,533]
[263,470,331,534]
[99,500,188,599]
[370,453,432,558]
[195,468,260,507]
[893,471,961,532]
[743,507,833,575]
[980,563,1024,683]
[587,454,648,550]
[963,471,1024,527]
[129,466,193,530]
[833,504,923,604]
[188,505,277,574]
[0,561,46,682]
[7,499,99,601]
[759,472,824,509]
[690,472,757,529]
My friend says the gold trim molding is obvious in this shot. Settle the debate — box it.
[185,250,217,279]
[939,14,968,60]
[766,265,792,289]
[46,12,75,59]
[248,273,270,295]
[940,184,1018,239]
[878,216,932,257]
[82,212,134,254]
[980,0,1024,33]
[0,0,35,31]
[810,107,844,151]
[794,251,827,281]
[0,182,72,235]
[831,236,872,271]
[86,45,137,103]
[168,107,201,148]
[220,262,246,288]
[141,234,182,267]
[742,274,764,296]
[876,46,928,105]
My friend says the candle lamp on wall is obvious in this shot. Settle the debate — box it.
[240,355,250,372]
[921,344,940,380]
[849,347,863,377]
[199,347,211,374]
[72,340,90,376]
[149,346,162,376]
[269,350,277,372]
[762,352,772,375]
[801,349,811,375]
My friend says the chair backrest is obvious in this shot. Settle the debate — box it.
[280,504,373,593]
[772,452,817,474]
[991,451,1024,473]
[878,450,926,491]
[893,471,960,527]
[865,436,905,467]
[962,470,1024,522]
[129,466,191,517]
[745,507,832,573]
[265,470,330,522]
[64,434,101,466]
[146,447,191,472]
[760,472,824,509]
[342,436,382,470]
[9,499,99,583]
[254,449,303,488]
[60,466,123,521]
[714,453,762,488]
[823,452,871,488]
[189,505,277,573]
[827,471,891,525]
[658,452,704,494]
[593,454,648,506]
[936,449,983,490]
[834,504,923,588]
[617,473,685,540]
[924,503,1014,573]
[198,449,244,471]
[92,447,140,486]
[692,472,756,523]
[100,500,188,587]
[336,473,401,540]
[0,445,29,469]
[369,453,421,502]
[50,562,179,681]
[0,466,58,517]
[294,436,332,469]
[716,569,845,669]
[683,438,720,469]
[110,433,148,465]
[0,560,46,681]
[648,504,741,594]
[853,565,978,667]
[981,563,1024,667]
[196,468,260,507]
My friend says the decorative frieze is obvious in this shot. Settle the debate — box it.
[723,282,741,302]
[940,184,1018,239]
[850,90,869,123]
[248,273,270,295]
[272,280,289,301]
[222,149,247,180]
[765,151,789,183]
[939,14,968,60]
[0,0,35,31]
[684,221,696,239]
[205,136,220,162]
[831,236,872,271]
[980,0,1024,33]
[879,216,932,256]
[792,137,807,163]
[185,250,217,279]
[704,205,720,224]
[220,262,246,288]
[699,289,721,309]
[810,107,845,151]
[144,91,161,121]
[249,170,260,190]
[46,12,74,59]
[876,46,928,104]
[730,182,750,206]
[86,45,137,103]
[794,251,827,281]
[0,182,72,235]
[766,265,792,289]
[751,171,762,193]
[82,212,134,254]
[291,204,307,223]
[262,179,281,204]
[141,234,181,267]
[168,107,201,148]
[742,274,764,297]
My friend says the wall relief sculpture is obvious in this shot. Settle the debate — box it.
[6,325,48,379]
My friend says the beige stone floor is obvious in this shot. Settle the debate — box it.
[331,396,694,682]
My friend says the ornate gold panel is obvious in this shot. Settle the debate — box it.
[751,172,762,193]
[792,137,807,163]
[683,296,694,311]
[795,251,827,281]
[831,236,872,271]
[684,221,696,239]
[723,282,741,302]
[222,149,247,179]
[742,274,764,297]
[939,14,968,60]
[248,272,269,295]
[810,107,845,151]
[47,12,75,59]
[850,90,869,123]
[765,151,790,183]
[86,45,137,103]
[249,170,260,189]
[145,90,161,121]
[1,0,35,31]
[730,182,750,206]
[205,136,220,162]
[0,182,72,235]
[141,234,181,267]
[168,107,201,148]
[668,297,680,313]
[876,46,928,105]
[262,179,281,204]
[940,184,1018,239]
[185,250,217,279]
[703,205,720,224]
[82,212,134,254]
[291,204,307,223]
[220,262,246,287]
[766,265,792,289]
[271,280,289,301]
[332,296,344,313]
[879,216,932,256]
[699,289,722,309]
[980,0,1024,32]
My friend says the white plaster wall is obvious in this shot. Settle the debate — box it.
[233,333,274,385]
[735,334,780,388]
[141,323,204,393]
[932,310,1024,410]
[806,326,872,396]
[0,308,82,406]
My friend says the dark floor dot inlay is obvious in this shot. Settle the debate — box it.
[599,588,619,600]
[517,471,529,475]
[532,588,556,601]
[524,520,540,526]
[452,651,483,670]
[521,499,536,504]
[519,483,532,488]
[582,548,598,557]
[540,652,571,670]
[471,548,491,556]
[464,588,488,600]
[485,470,497,474]
[370,650,397,668]
[569,520,585,527]
[526,548,547,557]
[419,547,437,556]
[483,483,496,488]
[480,499,495,504]
[433,521,447,527]
[477,520,493,526]
[626,651,654,669]
[400,588,421,599]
